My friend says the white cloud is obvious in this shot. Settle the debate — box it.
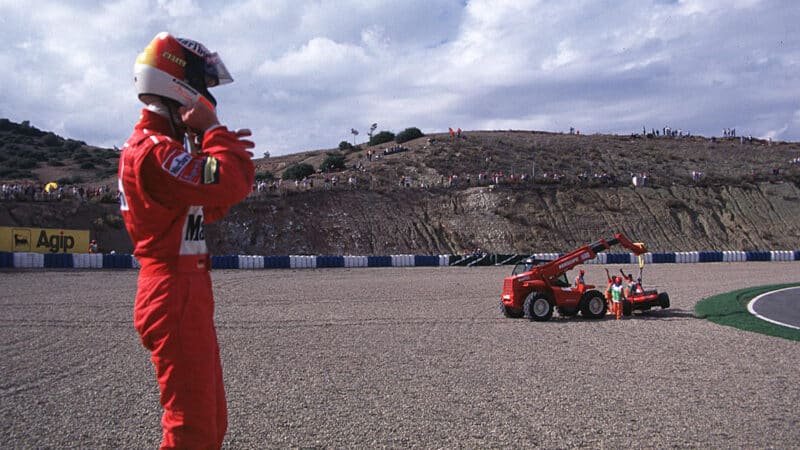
[0,0,798,155]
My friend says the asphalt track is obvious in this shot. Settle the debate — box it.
[748,286,800,330]
[1,262,799,448]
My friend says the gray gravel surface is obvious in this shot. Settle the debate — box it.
[1,263,798,448]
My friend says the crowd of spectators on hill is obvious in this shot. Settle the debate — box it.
[1,183,113,202]
[4,128,797,204]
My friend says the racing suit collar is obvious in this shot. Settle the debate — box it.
[136,108,179,139]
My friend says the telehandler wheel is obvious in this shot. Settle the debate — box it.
[500,301,524,318]
[524,292,553,321]
[580,290,607,319]
[658,292,670,309]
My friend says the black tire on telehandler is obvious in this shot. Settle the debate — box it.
[524,292,553,322]
[580,290,607,319]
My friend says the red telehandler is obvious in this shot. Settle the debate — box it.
[499,233,663,321]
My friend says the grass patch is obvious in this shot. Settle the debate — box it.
[695,283,800,341]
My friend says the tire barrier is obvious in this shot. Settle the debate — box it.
[44,253,74,268]
[211,255,239,269]
[103,253,134,269]
[316,255,345,268]
[367,255,392,267]
[0,251,13,268]
[0,250,797,270]
[652,252,676,264]
[264,255,291,269]
[414,255,439,267]
[606,253,633,264]
[74,253,104,268]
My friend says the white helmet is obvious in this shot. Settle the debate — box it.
[133,32,232,109]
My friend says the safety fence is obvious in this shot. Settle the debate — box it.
[0,250,797,270]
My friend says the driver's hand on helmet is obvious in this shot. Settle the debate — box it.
[179,98,220,134]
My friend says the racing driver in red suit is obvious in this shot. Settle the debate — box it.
[118,32,254,449]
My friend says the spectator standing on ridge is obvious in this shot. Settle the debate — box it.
[87,239,98,254]
[118,32,255,449]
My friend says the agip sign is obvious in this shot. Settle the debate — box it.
[0,226,90,254]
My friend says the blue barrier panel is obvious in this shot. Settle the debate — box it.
[699,251,723,263]
[606,253,628,264]
[414,255,439,267]
[103,254,114,268]
[217,255,237,269]
[119,254,133,269]
[211,255,223,269]
[367,256,392,267]
[795,250,800,261]
[102,253,131,268]
[264,255,291,269]
[44,253,56,268]
[652,252,676,264]
[44,253,73,268]
[316,255,344,268]
[0,251,12,268]
[746,251,770,262]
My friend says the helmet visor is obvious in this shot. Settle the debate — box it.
[176,37,233,87]
[204,52,233,87]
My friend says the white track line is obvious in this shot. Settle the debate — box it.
[747,286,800,331]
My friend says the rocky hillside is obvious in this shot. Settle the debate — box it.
[2,118,800,255]
[208,181,800,255]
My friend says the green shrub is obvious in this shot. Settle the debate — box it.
[368,131,395,146]
[320,153,346,172]
[80,161,96,170]
[395,127,423,144]
[339,141,355,151]
[255,171,275,181]
[62,140,83,152]
[282,163,315,180]
[42,132,62,147]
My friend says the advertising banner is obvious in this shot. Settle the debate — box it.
[0,226,91,254]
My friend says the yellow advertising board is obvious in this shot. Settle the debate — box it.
[0,226,91,254]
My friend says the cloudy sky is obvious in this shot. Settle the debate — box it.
[1,0,798,155]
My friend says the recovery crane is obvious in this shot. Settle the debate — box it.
[499,233,652,321]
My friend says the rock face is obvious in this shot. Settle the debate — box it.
[205,181,800,255]
[3,181,799,256]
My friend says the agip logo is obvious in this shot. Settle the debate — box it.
[0,227,89,254]
[36,229,76,253]
[11,228,31,251]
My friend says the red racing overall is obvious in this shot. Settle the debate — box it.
[119,109,254,449]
